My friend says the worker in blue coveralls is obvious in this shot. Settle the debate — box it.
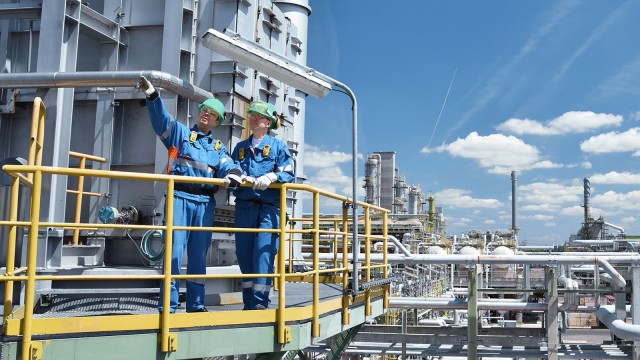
[230,100,294,310]
[137,76,242,313]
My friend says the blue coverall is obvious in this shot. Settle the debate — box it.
[146,96,238,313]
[230,135,294,309]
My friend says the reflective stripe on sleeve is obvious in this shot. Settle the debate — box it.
[277,164,293,172]
[168,157,213,173]
[161,120,175,140]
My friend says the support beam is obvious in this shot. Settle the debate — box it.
[546,266,559,360]
[325,324,363,360]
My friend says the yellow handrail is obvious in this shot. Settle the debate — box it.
[0,163,390,357]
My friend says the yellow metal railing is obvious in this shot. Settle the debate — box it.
[66,151,106,245]
[0,97,389,359]
[0,164,390,357]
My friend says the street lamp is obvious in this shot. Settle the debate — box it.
[202,28,361,294]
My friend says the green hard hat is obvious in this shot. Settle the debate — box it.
[198,98,226,126]
[247,100,280,129]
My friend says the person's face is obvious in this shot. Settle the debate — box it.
[248,112,271,132]
[198,106,220,133]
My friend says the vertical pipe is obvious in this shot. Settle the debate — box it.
[364,206,371,316]
[467,266,478,360]
[383,209,389,310]
[632,265,640,359]
[20,168,42,360]
[312,191,320,337]
[160,180,175,352]
[342,203,350,325]
[401,309,407,360]
[511,171,518,237]
[546,266,559,360]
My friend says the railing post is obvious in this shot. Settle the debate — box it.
[278,185,290,344]
[467,265,478,360]
[72,157,86,245]
[20,168,42,360]
[2,174,20,330]
[160,180,176,352]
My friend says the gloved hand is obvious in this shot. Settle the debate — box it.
[241,175,256,184]
[137,76,155,97]
[253,173,277,191]
[222,168,242,188]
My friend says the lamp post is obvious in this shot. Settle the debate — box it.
[202,28,361,295]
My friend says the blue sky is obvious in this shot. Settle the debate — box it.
[301,1,640,246]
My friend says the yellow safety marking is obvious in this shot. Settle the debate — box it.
[2,295,383,336]
[262,144,270,157]
[239,148,245,160]
[189,131,197,143]
[284,326,291,343]
[168,333,177,352]
[29,341,42,360]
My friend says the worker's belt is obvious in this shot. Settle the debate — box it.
[174,183,216,197]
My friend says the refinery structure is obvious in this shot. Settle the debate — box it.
[0,1,638,360]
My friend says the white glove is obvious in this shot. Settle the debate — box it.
[137,76,155,96]
[241,175,256,184]
[253,173,277,191]
[222,168,242,188]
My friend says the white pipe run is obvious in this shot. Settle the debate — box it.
[595,305,640,341]
[389,297,547,311]
[0,70,214,103]
[304,253,630,288]
[387,235,412,257]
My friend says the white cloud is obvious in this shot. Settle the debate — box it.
[580,127,640,154]
[591,190,640,210]
[519,182,583,205]
[560,205,586,217]
[484,219,496,225]
[527,214,555,221]
[544,222,557,227]
[521,203,561,212]
[421,132,563,175]
[301,144,365,213]
[590,171,640,184]
[581,162,592,169]
[433,188,503,209]
[496,111,622,135]
[621,216,637,224]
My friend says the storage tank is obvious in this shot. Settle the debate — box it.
[491,246,514,269]
[425,246,446,255]
[458,246,479,268]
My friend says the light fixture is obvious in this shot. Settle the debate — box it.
[202,27,362,295]
[202,29,331,98]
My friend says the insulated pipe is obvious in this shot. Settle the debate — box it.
[0,71,213,103]
[604,222,625,234]
[389,297,547,311]
[306,253,630,288]
[387,234,412,257]
[570,240,615,246]
[558,273,579,311]
[595,305,640,341]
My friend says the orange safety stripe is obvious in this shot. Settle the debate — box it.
[168,146,178,174]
